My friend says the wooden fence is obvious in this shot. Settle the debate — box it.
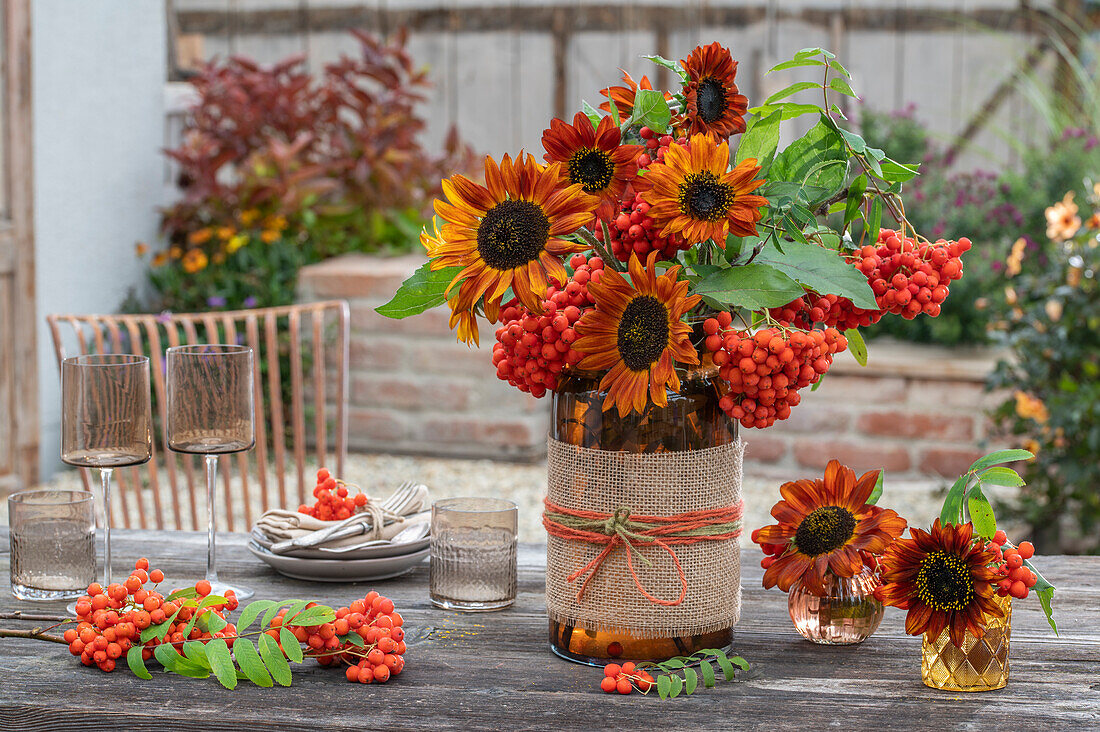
[168,0,1081,172]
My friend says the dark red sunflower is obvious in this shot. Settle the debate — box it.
[876,519,1004,648]
[542,112,641,222]
[753,460,907,596]
[679,42,749,138]
[598,69,675,123]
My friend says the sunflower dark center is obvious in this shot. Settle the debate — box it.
[794,506,856,556]
[568,147,616,193]
[915,550,974,612]
[616,295,670,371]
[476,199,551,271]
[677,172,736,222]
[697,77,728,123]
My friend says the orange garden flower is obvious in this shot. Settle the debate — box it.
[637,133,767,244]
[216,226,235,240]
[573,252,700,416]
[187,227,214,246]
[151,252,168,267]
[598,70,670,122]
[428,153,598,344]
[260,229,280,244]
[679,42,749,138]
[181,249,209,274]
[239,208,261,226]
[1045,192,1081,241]
[542,112,641,221]
[1005,237,1026,277]
[1014,390,1049,423]
[876,520,1004,647]
[753,460,907,596]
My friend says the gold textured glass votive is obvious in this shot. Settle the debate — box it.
[921,594,1012,691]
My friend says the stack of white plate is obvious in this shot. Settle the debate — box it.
[248,529,430,583]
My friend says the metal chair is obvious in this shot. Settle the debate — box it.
[46,301,350,531]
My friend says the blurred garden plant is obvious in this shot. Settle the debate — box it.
[988,182,1100,553]
[139,29,474,312]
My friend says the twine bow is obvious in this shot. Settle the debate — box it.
[543,499,744,607]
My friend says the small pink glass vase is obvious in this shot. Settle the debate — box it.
[787,567,884,645]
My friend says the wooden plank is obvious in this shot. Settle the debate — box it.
[0,529,1097,729]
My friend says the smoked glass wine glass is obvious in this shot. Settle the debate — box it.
[166,344,255,600]
[61,354,152,589]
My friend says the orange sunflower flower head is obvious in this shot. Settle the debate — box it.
[679,42,749,138]
[753,460,907,597]
[573,251,701,417]
[429,152,600,345]
[598,69,671,123]
[542,112,642,222]
[637,133,768,245]
[876,519,1004,648]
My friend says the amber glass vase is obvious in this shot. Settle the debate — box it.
[921,594,1012,691]
[547,360,738,665]
[787,567,884,645]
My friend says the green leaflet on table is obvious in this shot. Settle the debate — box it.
[638,648,751,700]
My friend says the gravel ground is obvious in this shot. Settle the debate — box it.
[9,452,991,547]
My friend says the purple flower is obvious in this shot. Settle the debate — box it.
[156,310,173,324]
[206,295,227,308]
[243,296,258,308]
[991,261,1004,272]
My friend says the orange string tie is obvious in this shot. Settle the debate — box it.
[542,499,744,607]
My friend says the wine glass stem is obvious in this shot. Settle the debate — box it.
[205,455,219,584]
[99,468,113,587]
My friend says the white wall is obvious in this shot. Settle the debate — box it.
[33,1,166,479]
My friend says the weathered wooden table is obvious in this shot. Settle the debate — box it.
[0,528,1097,730]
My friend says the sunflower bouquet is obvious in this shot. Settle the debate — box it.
[380,43,971,426]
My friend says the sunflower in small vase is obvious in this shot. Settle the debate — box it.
[751,460,907,644]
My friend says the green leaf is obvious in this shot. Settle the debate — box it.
[729,655,750,671]
[700,659,716,688]
[968,449,1034,474]
[657,674,671,700]
[828,58,852,78]
[165,587,199,602]
[629,89,672,133]
[715,652,737,681]
[764,81,823,105]
[261,600,300,630]
[750,240,877,309]
[668,674,684,698]
[880,159,920,183]
[867,469,884,505]
[693,263,806,310]
[1032,578,1058,635]
[828,77,858,98]
[866,197,883,246]
[206,638,237,690]
[281,626,305,662]
[845,327,867,366]
[581,100,602,129]
[643,54,684,80]
[844,174,867,226]
[796,47,835,60]
[286,605,335,628]
[259,633,293,687]
[236,600,276,632]
[979,466,1026,488]
[768,58,826,73]
[233,638,274,688]
[375,263,461,320]
[736,110,782,167]
[770,120,848,203]
[939,474,969,526]
[182,640,212,669]
[126,645,153,680]
[967,487,997,539]
[200,611,228,634]
[747,102,822,121]
[659,658,686,670]
[684,667,698,695]
[154,642,210,678]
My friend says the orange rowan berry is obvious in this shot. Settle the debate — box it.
[600,677,617,693]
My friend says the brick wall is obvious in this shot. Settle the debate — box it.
[299,253,1005,476]
[742,344,1006,480]
[298,254,547,461]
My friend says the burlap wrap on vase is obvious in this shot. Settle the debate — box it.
[545,436,744,638]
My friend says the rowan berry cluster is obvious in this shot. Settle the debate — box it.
[599,661,655,695]
[64,559,238,673]
[704,313,847,429]
[635,126,687,169]
[491,254,604,396]
[297,468,368,520]
[988,531,1039,600]
[769,229,971,330]
[593,191,690,263]
[269,590,406,684]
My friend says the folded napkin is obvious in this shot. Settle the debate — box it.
[253,484,431,553]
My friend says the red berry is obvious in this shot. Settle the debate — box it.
[1017,541,1034,559]
[600,676,618,693]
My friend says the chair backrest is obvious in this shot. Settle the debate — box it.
[46,301,350,532]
